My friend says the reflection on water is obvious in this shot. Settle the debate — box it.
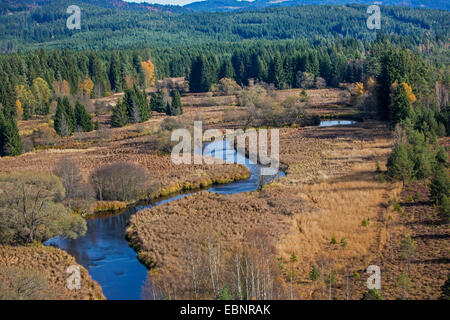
[45,139,284,300]
[319,120,357,127]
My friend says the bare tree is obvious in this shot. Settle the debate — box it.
[90,162,151,202]
[0,172,86,244]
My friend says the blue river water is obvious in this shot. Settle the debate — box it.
[46,120,357,299]
[45,139,284,300]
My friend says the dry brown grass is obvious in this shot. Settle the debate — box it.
[0,244,104,300]
[126,119,406,299]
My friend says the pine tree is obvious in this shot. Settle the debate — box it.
[135,85,150,122]
[109,52,123,92]
[219,58,235,80]
[62,97,76,133]
[430,165,450,206]
[111,99,129,128]
[189,55,213,93]
[268,52,285,89]
[74,101,93,132]
[0,109,22,156]
[387,144,414,186]
[150,92,165,113]
[0,111,5,155]
[54,99,72,136]
[170,90,183,116]
[390,83,412,126]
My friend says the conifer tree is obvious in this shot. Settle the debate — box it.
[111,99,129,128]
[189,56,213,93]
[150,92,165,113]
[109,52,123,92]
[268,52,285,89]
[219,59,235,80]
[387,144,414,186]
[62,97,76,133]
[390,83,412,126]
[54,99,72,136]
[74,101,93,132]
[0,109,22,156]
[170,90,183,116]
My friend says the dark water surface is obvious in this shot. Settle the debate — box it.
[45,139,284,300]
[46,120,353,299]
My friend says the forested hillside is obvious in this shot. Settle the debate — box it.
[185,0,450,12]
[0,4,448,157]
[0,2,449,51]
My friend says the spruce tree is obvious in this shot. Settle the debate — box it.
[170,90,183,116]
[0,109,22,156]
[165,101,171,116]
[135,85,150,122]
[0,110,5,155]
[189,55,213,93]
[111,99,129,128]
[54,98,72,136]
[219,58,235,80]
[387,144,414,186]
[62,97,76,133]
[268,52,285,89]
[74,101,93,132]
[390,83,412,127]
[150,92,165,113]
[109,52,123,92]
[430,165,450,206]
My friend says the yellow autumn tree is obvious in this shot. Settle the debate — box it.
[141,59,156,88]
[15,100,23,119]
[79,77,95,97]
[354,82,365,96]
[401,82,417,104]
[15,84,37,118]
[32,77,52,115]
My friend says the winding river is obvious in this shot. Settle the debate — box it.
[46,139,284,300]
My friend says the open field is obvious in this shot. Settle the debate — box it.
[2,86,447,300]
[126,119,422,299]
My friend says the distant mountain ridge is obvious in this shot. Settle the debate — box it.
[184,0,450,12]
[0,0,188,15]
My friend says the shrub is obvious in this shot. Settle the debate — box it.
[430,166,449,205]
[90,162,151,202]
[53,156,95,214]
[440,275,450,300]
[376,161,381,173]
[0,171,86,244]
[361,289,383,300]
[0,265,53,300]
[31,126,60,147]
[438,195,449,224]
[309,266,320,282]
[94,201,127,213]
[212,78,241,95]
[340,238,347,248]
[362,218,368,227]
[330,236,337,244]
